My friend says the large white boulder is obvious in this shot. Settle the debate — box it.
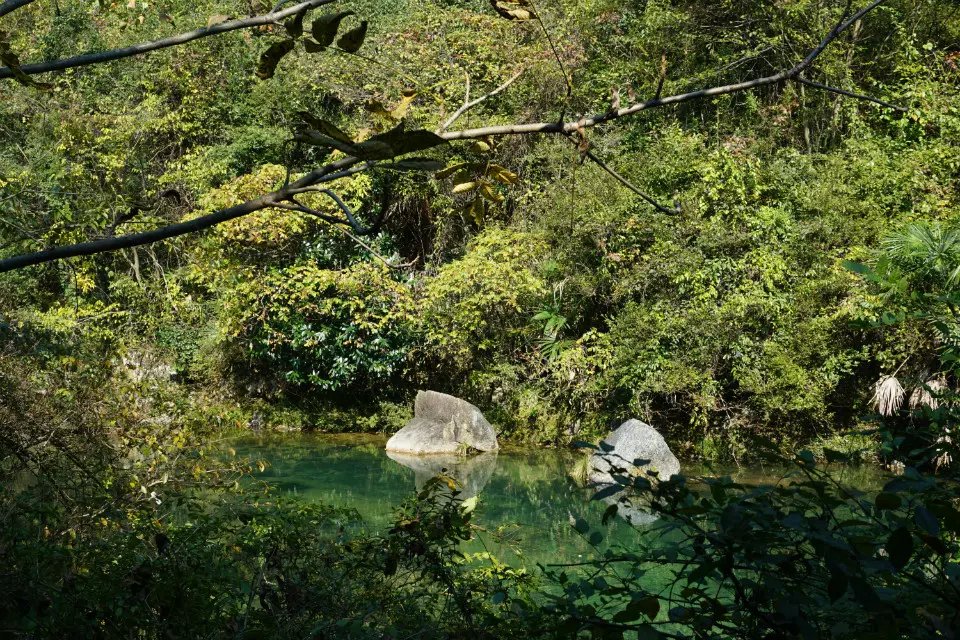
[385,391,498,455]
[588,419,680,485]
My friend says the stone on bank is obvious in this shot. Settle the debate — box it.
[589,419,680,485]
[385,391,498,455]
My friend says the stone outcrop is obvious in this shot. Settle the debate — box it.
[588,419,680,485]
[385,391,498,455]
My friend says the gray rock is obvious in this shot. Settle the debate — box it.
[588,419,680,485]
[386,451,498,498]
[385,391,498,455]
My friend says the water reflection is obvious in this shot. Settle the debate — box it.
[385,451,498,498]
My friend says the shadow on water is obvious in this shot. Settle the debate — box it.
[233,433,886,567]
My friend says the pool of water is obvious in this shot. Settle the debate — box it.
[234,433,883,567]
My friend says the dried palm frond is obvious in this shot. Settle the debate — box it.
[910,377,948,410]
[872,375,905,416]
[934,433,953,471]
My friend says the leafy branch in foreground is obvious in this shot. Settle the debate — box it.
[0,0,905,273]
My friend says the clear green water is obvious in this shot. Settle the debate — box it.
[235,433,884,567]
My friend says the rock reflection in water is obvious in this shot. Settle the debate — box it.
[385,451,498,498]
[600,493,659,527]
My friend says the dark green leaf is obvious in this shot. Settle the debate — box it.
[827,570,848,602]
[256,39,295,79]
[914,506,939,536]
[352,122,447,160]
[886,527,913,571]
[875,492,902,510]
[336,20,368,53]
[296,112,354,145]
[284,6,309,38]
[311,11,354,48]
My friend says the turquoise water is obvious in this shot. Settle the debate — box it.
[236,433,627,566]
[234,433,883,567]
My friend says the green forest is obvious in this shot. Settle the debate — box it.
[1,0,959,637]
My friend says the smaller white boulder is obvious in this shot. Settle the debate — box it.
[589,419,680,485]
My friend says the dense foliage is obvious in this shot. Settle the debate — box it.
[2,0,958,454]
[2,0,960,638]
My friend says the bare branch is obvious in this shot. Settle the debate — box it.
[795,75,907,112]
[0,0,337,80]
[0,0,34,19]
[438,69,524,133]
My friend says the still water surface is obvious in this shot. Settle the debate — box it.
[237,433,881,567]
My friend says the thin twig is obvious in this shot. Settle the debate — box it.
[580,147,680,215]
[438,69,524,133]
[795,75,907,112]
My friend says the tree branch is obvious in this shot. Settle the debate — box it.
[0,0,337,80]
[0,0,34,19]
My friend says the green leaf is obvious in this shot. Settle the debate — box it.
[336,20,368,53]
[311,11,354,48]
[284,6,309,38]
[827,570,848,602]
[875,492,902,510]
[479,182,504,203]
[297,113,354,145]
[436,162,469,179]
[601,503,618,525]
[452,181,478,194]
[886,526,913,571]
[488,164,520,184]
[491,0,537,20]
[352,122,448,160]
[296,130,357,155]
[256,39,296,79]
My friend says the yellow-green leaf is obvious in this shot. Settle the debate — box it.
[452,181,478,194]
